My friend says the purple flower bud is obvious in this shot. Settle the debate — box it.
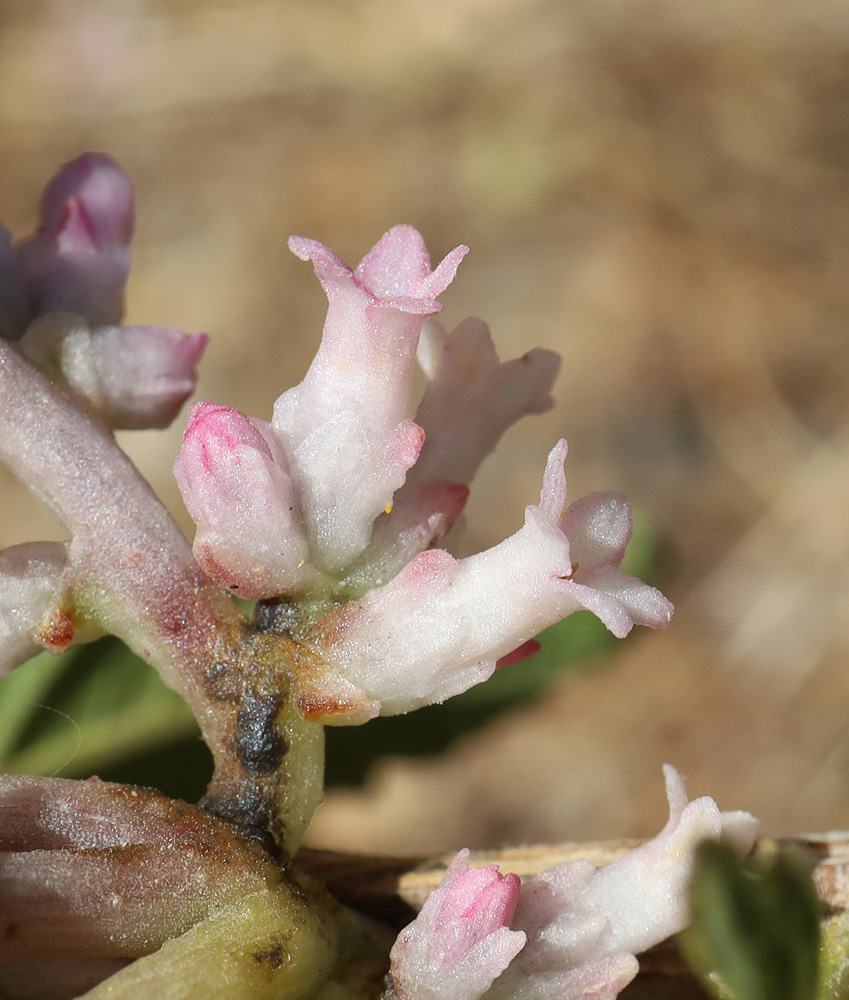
[38,152,134,248]
[16,153,134,326]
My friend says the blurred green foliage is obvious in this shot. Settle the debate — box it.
[682,841,822,1000]
[0,638,207,799]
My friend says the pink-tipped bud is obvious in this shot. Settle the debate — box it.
[390,849,526,1000]
[175,403,314,598]
[17,153,135,325]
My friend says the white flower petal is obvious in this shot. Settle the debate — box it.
[275,228,466,572]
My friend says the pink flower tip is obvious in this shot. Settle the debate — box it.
[355,224,469,304]
[289,225,468,314]
[390,849,526,1000]
[39,152,134,248]
[438,857,522,938]
[182,401,273,473]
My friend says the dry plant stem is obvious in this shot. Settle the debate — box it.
[0,341,323,853]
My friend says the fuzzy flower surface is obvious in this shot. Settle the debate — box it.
[389,849,526,1000]
[175,226,673,723]
[488,765,759,1000]
[391,767,758,1000]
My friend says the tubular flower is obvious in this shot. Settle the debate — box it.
[390,768,759,1000]
[296,438,672,723]
[486,765,759,1000]
[346,316,560,592]
[171,226,673,720]
[274,227,468,572]
[389,849,526,1000]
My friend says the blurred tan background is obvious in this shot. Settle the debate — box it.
[2,0,849,849]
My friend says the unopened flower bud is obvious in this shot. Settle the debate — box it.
[16,153,134,325]
[175,402,314,598]
[19,315,206,430]
[390,849,526,1000]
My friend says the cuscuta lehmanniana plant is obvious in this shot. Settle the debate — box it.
[0,153,760,1000]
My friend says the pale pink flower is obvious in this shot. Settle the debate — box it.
[297,439,672,723]
[174,402,317,598]
[347,317,560,592]
[390,849,526,1000]
[273,227,467,572]
[411,316,560,490]
[16,152,134,327]
[487,766,759,1000]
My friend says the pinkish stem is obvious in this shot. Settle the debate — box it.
[0,342,324,853]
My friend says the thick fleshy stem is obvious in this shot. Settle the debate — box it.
[201,628,325,856]
[0,340,321,855]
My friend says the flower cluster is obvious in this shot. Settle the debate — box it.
[174,224,673,724]
[0,154,718,1000]
[390,767,759,1000]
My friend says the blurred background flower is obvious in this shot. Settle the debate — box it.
[1,0,848,852]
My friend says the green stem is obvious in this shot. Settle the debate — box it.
[202,630,325,859]
[81,876,339,1000]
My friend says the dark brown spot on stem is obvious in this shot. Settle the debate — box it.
[252,600,299,638]
[235,690,287,775]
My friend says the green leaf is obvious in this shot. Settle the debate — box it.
[0,637,199,784]
[682,841,822,1000]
